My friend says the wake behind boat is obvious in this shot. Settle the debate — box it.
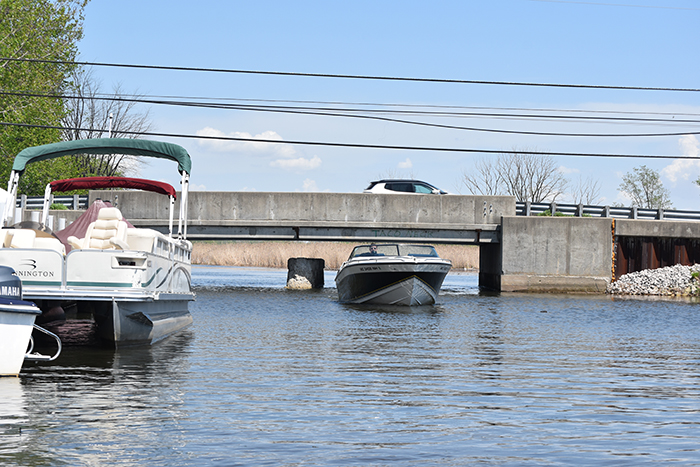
[335,244,451,305]
[0,138,194,347]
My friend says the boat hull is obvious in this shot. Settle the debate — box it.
[0,243,194,347]
[335,259,451,305]
[93,295,194,345]
[0,300,40,376]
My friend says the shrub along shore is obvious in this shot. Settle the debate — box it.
[192,241,479,271]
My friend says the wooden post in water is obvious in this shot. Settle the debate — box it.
[286,258,325,289]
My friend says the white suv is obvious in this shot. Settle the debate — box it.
[363,179,448,195]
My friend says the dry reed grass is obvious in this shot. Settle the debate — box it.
[192,241,479,270]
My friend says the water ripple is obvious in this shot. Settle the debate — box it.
[1,267,698,466]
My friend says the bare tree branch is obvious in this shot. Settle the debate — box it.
[570,175,602,205]
[61,67,153,177]
[461,148,567,202]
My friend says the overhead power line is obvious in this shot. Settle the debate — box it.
[1,121,697,160]
[3,57,700,93]
[531,0,700,11]
[91,93,700,119]
[3,90,700,138]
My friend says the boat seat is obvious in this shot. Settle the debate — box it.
[8,229,36,249]
[0,229,11,248]
[67,207,129,250]
[0,229,64,254]
[126,228,158,252]
[33,237,66,255]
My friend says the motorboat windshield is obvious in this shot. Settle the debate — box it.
[349,244,440,259]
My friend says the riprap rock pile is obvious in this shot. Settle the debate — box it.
[607,264,700,296]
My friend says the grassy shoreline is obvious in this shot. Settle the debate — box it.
[192,241,479,271]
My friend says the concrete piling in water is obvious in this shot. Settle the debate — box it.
[286,258,325,289]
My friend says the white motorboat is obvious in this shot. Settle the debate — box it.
[0,265,61,376]
[0,265,40,376]
[0,138,194,346]
[335,244,452,305]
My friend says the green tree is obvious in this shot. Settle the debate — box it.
[618,165,673,209]
[0,0,88,194]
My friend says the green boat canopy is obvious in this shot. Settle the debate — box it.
[12,138,191,175]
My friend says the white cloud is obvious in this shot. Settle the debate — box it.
[299,179,330,192]
[188,183,207,191]
[615,191,633,205]
[661,135,700,183]
[679,134,700,156]
[196,127,296,158]
[302,179,319,192]
[558,165,579,174]
[270,155,322,171]
[398,158,413,169]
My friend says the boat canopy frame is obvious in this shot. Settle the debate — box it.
[42,177,179,237]
[4,138,191,239]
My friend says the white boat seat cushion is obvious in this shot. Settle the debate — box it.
[126,228,158,252]
[33,237,66,255]
[68,207,129,250]
[9,229,36,248]
[0,229,12,248]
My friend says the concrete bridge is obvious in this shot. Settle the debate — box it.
[36,191,700,294]
[95,191,511,244]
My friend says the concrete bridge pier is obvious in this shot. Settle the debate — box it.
[478,243,503,291]
[286,257,325,289]
[479,216,614,293]
[479,216,700,293]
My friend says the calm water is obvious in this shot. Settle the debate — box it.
[1,265,699,466]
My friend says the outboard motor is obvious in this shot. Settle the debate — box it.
[0,265,23,302]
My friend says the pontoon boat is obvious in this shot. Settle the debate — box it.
[0,139,194,346]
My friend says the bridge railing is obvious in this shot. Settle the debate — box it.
[15,194,88,210]
[12,195,700,222]
[515,201,700,221]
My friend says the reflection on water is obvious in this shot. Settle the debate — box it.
[0,378,27,458]
[1,265,699,466]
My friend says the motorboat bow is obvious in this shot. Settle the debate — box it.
[0,138,194,347]
[335,244,451,305]
[0,266,60,376]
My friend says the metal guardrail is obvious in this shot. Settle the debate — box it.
[516,201,700,221]
[15,194,88,210]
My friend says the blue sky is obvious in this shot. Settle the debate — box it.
[78,0,700,208]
